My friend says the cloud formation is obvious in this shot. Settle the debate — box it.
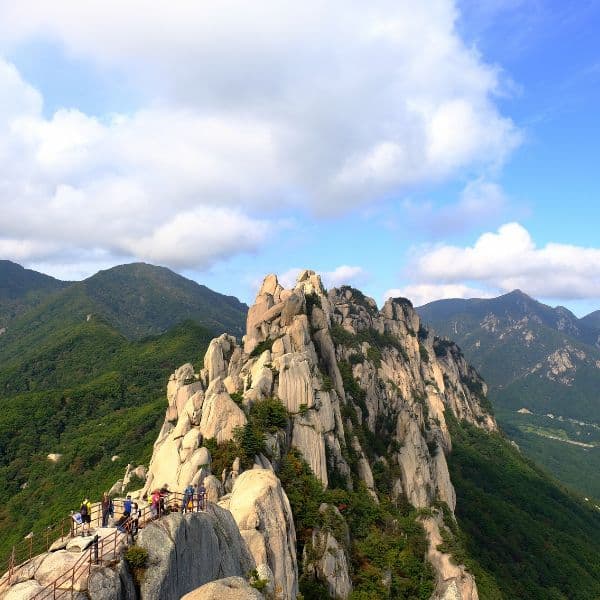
[0,1,519,271]
[391,223,600,305]
[402,178,509,236]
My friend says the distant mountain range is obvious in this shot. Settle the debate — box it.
[418,290,600,497]
[0,260,247,341]
[0,260,69,329]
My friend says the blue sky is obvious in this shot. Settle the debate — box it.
[0,1,599,315]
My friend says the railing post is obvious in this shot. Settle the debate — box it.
[93,535,99,565]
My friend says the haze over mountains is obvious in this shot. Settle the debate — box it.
[418,290,600,497]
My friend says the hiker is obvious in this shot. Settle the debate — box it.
[123,494,132,518]
[151,489,161,519]
[130,502,141,537]
[159,484,169,516]
[101,492,114,527]
[80,497,92,536]
[182,484,195,513]
[196,481,206,511]
[115,514,129,533]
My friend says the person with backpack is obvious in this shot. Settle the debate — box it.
[101,492,114,527]
[182,484,195,513]
[80,498,92,536]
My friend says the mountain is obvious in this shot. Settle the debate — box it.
[0,262,247,348]
[581,309,600,331]
[0,261,246,554]
[0,262,248,378]
[78,263,248,339]
[0,260,68,330]
[418,290,600,498]
[2,271,600,599]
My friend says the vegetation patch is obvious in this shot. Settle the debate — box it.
[447,413,600,599]
[250,337,276,358]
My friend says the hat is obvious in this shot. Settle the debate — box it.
[126,494,131,499]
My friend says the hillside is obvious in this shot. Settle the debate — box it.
[581,309,600,332]
[0,262,247,376]
[80,263,248,339]
[0,260,68,330]
[0,261,246,557]
[0,319,215,555]
[448,416,600,600]
[418,291,600,498]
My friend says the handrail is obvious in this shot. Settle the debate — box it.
[27,492,205,600]
[0,497,135,588]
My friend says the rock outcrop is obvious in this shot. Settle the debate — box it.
[225,469,298,600]
[181,576,264,600]
[423,513,479,600]
[138,269,498,599]
[129,507,255,600]
[302,503,351,599]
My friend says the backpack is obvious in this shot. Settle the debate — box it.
[80,503,88,516]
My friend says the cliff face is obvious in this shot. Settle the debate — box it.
[143,269,497,599]
[218,270,492,505]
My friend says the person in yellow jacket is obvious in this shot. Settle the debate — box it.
[80,498,92,536]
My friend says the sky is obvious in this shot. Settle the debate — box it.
[0,1,599,315]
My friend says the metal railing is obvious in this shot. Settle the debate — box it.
[26,492,208,600]
[0,497,137,589]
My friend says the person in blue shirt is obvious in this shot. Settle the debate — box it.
[182,484,195,513]
[123,495,132,517]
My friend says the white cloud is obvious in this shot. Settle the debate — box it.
[277,265,367,290]
[0,1,520,271]
[321,266,368,288]
[406,222,600,300]
[402,178,508,235]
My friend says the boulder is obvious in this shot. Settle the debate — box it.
[34,551,84,589]
[181,576,264,600]
[305,529,352,600]
[88,561,136,600]
[199,387,247,443]
[229,469,298,600]
[203,474,224,503]
[134,507,255,600]
[3,580,44,600]
[204,335,237,383]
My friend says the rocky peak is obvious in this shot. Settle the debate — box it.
[140,270,497,599]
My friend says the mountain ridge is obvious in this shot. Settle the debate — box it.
[0,260,69,329]
[0,262,248,373]
[418,289,600,499]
